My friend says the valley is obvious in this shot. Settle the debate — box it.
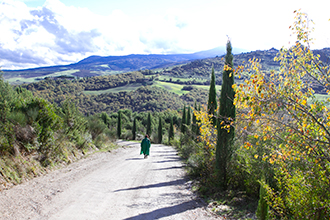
[4,47,329,115]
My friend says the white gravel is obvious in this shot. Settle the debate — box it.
[0,141,220,220]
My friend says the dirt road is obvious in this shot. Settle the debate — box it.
[0,141,219,220]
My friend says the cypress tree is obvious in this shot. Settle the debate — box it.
[208,66,217,125]
[181,105,186,133]
[158,117,162,144]
[187,106,191,126]
[216,40,236,189]
[147,112,151,136]
[117,111,121,138]
[132,117,136,140]
[197,103,201,135]
[256,182,269,220]
[168,117,174,143]
[100,112,109,126]
[192,101,198,135]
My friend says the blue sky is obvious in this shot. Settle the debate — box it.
[0,0,329,69]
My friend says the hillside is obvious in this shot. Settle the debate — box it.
[18,47,330,114]
[21,72,208,114]
[161,48,280,78]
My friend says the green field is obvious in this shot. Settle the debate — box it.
[50,69,80,77]
[5,69,80,85]
[98,64,110,68]
[313,94,330,106]
[5,77,37,85]
[195,84,221,91]
[158,75,207,83]
[82,80,218,96]
[152,81,189,95]
[83,83,144,95]
[90,70,124,75]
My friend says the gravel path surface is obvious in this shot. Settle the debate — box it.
[0,141,219,220]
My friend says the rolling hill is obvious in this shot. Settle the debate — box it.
[2,47,247,85]
[13,47,330,114]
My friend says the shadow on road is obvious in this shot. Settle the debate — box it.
[123,200,203,220]
[152,166,184,171]
[152,150,177,154]
[153,159,181,164]
[116,140,140,147]
[126,158,144,161]
[114,179,186,192]
[153,153,178,157]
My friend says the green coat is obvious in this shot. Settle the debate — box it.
[140,138,151,155]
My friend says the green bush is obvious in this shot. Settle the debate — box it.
[88,115,106,140]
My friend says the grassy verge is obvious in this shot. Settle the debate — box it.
[0,140,121,191]
[169,136,257,219]
[202,190,257,219]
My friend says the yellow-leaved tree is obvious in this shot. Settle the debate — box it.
[234,10,330,219]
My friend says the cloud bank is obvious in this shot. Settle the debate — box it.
[1,0,206,69]
[0,0,329,70]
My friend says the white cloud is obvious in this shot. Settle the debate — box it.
[0,0,104,69]
[0,0,329,70]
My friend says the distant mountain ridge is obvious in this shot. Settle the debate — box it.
[2,47,247,83]
[3,47,329,85]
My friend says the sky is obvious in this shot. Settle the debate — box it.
[0,0,329,70]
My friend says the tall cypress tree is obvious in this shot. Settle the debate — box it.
[158,117,162,144]
[117,110,122,138]
[187,106,191,126]
[100,112,110,128]
[192,101,198,135]
[216,40,236,189]
[168,117,174,143]
[181,105,186,133]
[197,103,201,135]
[256,181,269,220]
[208,66,217,125]
[147,112,151,136]
[132,117,136,140]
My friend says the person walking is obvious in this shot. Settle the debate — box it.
[140,135,151,159]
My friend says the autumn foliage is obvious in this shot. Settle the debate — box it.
[234,10,330,219]
[190,10,330,218]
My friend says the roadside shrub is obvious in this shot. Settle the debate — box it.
[120,128,131,140]
[88,115,106,140]
[94,133,111,149]
[169,137,181,148]
[60,99,88,147]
